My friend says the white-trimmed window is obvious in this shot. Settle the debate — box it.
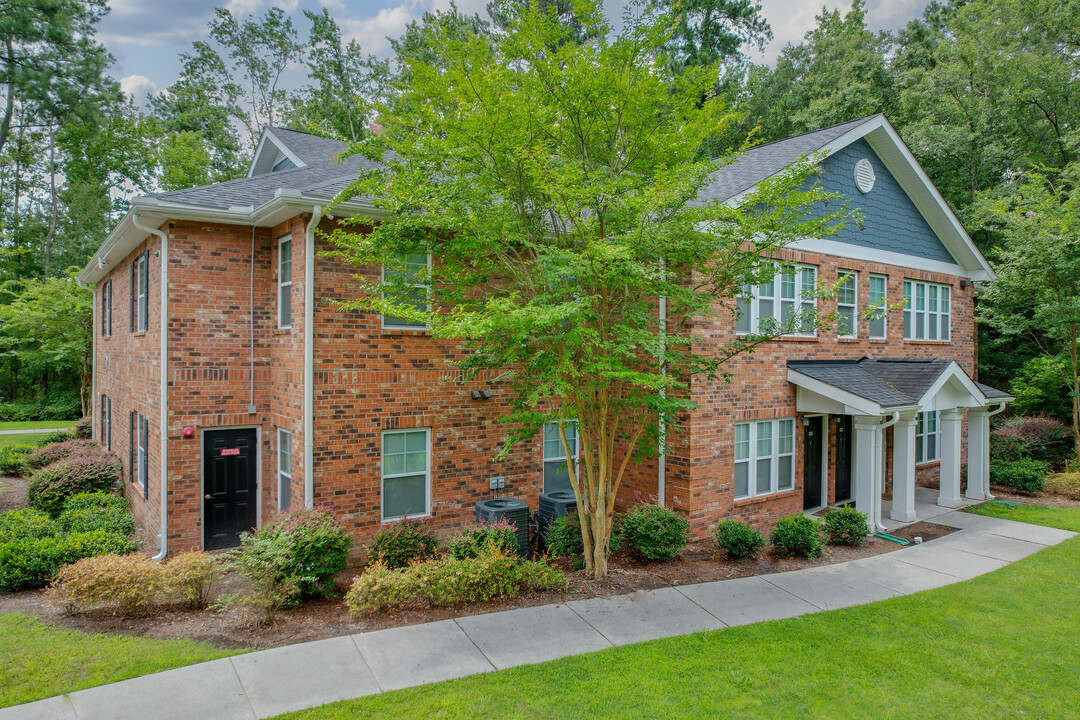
[277,428,292,511]
[869,274,887,339]
[543,422,578,494]
[837,270,857,337]
[382,253,431,329]
[132,252,148,332]
[734,418,795,499]
[278,234,293,328]
[916,411,939,464]
[381,429,430,520]
[736,265,817,336]
[903,280,950,341]
[130,411,148,495]
[101,280,112,337]
[100,395,111,450]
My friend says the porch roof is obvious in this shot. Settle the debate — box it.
[787,357,1012,416]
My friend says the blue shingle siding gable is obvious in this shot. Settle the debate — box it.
[813,138,956,264]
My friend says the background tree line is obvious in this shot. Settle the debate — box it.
[0,0,1076,430]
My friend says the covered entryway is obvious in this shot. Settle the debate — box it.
[203,428,258,550]
[787,358,1012,532]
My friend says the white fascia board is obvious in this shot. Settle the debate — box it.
[787,238,974,278]
[718,114,995,282]
[787,369,886,416]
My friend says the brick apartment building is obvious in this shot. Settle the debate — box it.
[79,115,1010,558]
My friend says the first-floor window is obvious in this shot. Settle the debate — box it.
[100,394,111,449]
[382,429,429,520]
[916,411,939,464]
[130,411,148,496]
[277,428,292,511]
[543,421,578,494]
[734,418,795,499]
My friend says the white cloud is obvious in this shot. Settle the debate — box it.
[318,0,346,9]
[340,0,489,56]
[120,74,158,102]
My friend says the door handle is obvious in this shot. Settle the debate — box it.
[204,494,212,500]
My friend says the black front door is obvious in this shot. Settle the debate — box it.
[835,415,853,502]
[803,416,823,509]
[203,428,258,550]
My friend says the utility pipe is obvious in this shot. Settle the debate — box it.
[657,258,667,507]
[983,402,1007,499]
[132,213,169,561]
[304,206,323,508]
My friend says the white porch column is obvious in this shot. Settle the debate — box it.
[938,408,964,508]
[853,417,882,533]
[966,408,990,501]
[891,411,918,523]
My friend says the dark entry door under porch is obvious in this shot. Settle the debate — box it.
[803,416,823,509]
[203,428,258,550]
[835,415,854,503]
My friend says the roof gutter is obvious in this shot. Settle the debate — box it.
[304,206,323,509]
[131,212,170,562]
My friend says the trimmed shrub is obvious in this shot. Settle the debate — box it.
[26,451,123,517]
[821,506,870,546]
[25,439,97,471]
[989,457,1047,494]
[223,529,301,625]
[366,517,438,569]
[165,551,225,609]
[58,506,136,537]
[0,508,59,544]
[0,444,34,477]
[713,520,765,559]
[345,548,566,616]
[48,554,165,616]
[447,519,518,560]
[73,416,93,439]
[1045,472,1080,501]
[0,530,137,592]
[36,430,75,447]
[543,513,621,558]
[63,491,129,513]
[990,415,1073,469]
[620,504,689,561]
[770,515,824,558]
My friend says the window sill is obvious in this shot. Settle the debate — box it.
[381,328,431,337]
[916,460,941,468]
[272,328,292,336]
[382,512,431,523]
[837,337,860,342]
[733,488,799,506]
[132,331,147,337]
[778,335,818,343]
[868,338,888,343]
[903,339,951,345]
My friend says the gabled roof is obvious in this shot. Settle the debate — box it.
[248,127,353,175]
[787,357,1011,414]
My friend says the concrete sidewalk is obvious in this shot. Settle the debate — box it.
[3,509,1074,720]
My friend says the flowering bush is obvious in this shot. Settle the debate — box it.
[345,547,567,616]
[366,516,439,568]
[165,551,225,609]
[48,554,165,616]
[73,416,93,439]
[990,415,1073,469]
[446,519,518,559]
[25,438,96,471]
[26,450,124,517]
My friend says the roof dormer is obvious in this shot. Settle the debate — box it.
[248,128,307,177]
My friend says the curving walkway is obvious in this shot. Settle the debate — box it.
[2,508,1074,720]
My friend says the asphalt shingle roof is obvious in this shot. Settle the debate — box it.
[788,357,1007,408]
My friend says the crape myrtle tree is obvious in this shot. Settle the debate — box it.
[330,0,848,577]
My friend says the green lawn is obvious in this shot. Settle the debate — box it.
[0,614,240,708]
[0,420,76,432]
[275,507,1080,720]
[965,501,1080,532]
[0,433,51,451]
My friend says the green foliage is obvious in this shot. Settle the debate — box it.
[366,517,439,569]
[770,515,824,558]
[0,402,81,422]
[620,505,689,561]
[73,416,92,439]
[713,519,765,559]
[821,506,870,546]
[26,451,123,517]
[545,514,585,557]
[47,554,165,617]
[36,431,76,448]
[0,508,59,544]
[0,530,138,592]
[25,438,94,469]
[989,458,1048,494]
[58,506,135,537]
[447,520,519,560]
[223,529,302,625]
[345,548,566,615]
[989,416,1073,469]
[62,491,129,513]
[0,445,34,477]
[164,552,226,610]
[1045,472,1080,502]
[1009,357,1073,422]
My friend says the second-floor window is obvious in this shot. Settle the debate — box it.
[903,280,950,341]
[736,265,817,337]
[382,253,430,329]
[837,271,857,337]
[278,235,293,328]
[101,280,112,337]
[869,274,887,339]
[131,252,148,332]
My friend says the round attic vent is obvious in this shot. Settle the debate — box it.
[854,158,876,193]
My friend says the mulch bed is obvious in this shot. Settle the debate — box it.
[0,475,29,512]
[987,486,1080,509]
[0,520,959,651]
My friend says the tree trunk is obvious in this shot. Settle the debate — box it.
[1069,322,1080,459]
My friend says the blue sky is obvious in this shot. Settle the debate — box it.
[100,0,927,103]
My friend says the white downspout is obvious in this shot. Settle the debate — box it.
[874,411,901,532]
[132,213,169,561]
[657,259,667,507]
[304,206,323,509]
[983,402,1008,499]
